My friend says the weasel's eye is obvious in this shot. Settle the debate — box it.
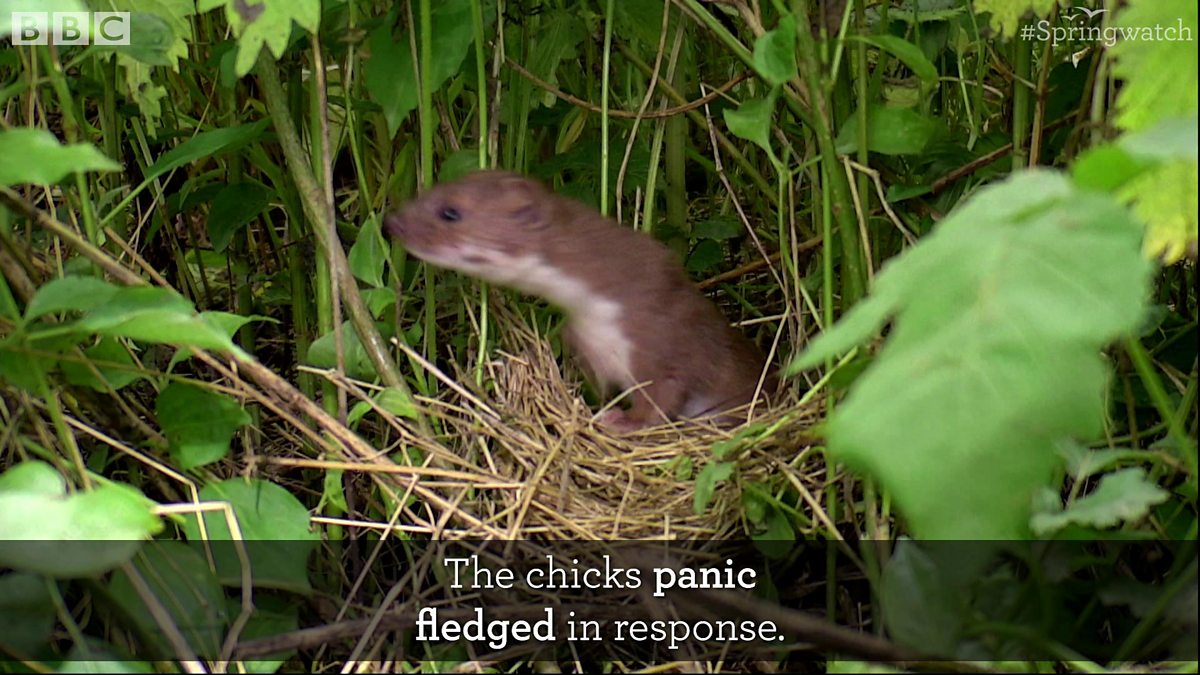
[439,207,461,222]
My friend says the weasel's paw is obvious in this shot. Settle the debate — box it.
[595,408,642,434]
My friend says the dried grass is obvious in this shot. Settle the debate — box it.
[376,303,827,541]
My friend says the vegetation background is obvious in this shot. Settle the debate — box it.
[0,0,1195,670]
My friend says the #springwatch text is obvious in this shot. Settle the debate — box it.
[415,554,785,650]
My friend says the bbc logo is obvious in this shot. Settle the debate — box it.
[10,12,131,46]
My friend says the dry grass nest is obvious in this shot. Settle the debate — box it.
[391,305,827,541]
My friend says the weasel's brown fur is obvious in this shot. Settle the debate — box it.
[384,170,773,431]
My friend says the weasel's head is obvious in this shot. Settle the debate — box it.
[384,170,556,287]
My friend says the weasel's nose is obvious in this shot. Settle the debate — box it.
[383,212,406,238]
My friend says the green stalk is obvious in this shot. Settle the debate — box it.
[471,0,491,386]
[1011,19,1033,170]
[253,52,418,408]
[599,0,616,216]
[418,0,438,366]
[1125,337,1198,481]
[793,0,865,308]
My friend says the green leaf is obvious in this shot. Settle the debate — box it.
[974,0,1058,38]
[790,171,1154,539]
[348,215,388,287]
[752,15,798,86]
[854,35,938,90]
[0,572,56,658]
[24,276,121,320]
[179,478,318,593]
[225,594,300,673]
[364,0,497,138]
[0,129,120,186]
[156,383,252,470]
[880,543,965,656]
[0,462,161,577]
[836,106,943,156]
[1123,160,1198,265]
[61,337,145,392]
[305,320,395,380]
[169,311,272,369]
[107,542,228,659]
[361,287,397,319]
[64,287,242,355]
[724,91,779,163]
[197,0,321,77]
[108,12,176,66]
[1110,0,1198,133]
[693,461,735,515]
[685,239,724,275]
[1031,468,1171,535]
[0,0,87,39]
[693,216,743,241]
[142,121,270,183]
[207,182,274,253]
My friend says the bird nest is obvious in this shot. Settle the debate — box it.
[395,305,826,541]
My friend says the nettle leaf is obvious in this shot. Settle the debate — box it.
[143,120,270,183]
[180,478,319,593]
[790,171,1153,539]
[855,35,938,90]
[67,287,241,355]
[107,542,228,659]
[348,215,388,288]
[305,320,396,380]
[724,91,779,163]
[365,0,498,138]
[974,0,1058,38]
[1110,0,1198,133]
[60,337,144,392]
[24,276,121,320]
[105,0,195,67]
[1123,160,1198,264]
[197,0,320,77]
[207,181,274,253]
[0,129,120,186]
[693,461,735,515]
[836,106,943,156]
[0,461,161,577]
[753,14,798,86]
[0,572,56,658]
[156,383,252,470]
[1031,468,1171,536]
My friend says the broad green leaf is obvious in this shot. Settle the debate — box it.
[693,461,734,515]
[1120,115,1199,163]
[1110,0,1198,133]
[107,542,228,659]
[348,215,387,288]
[24,276,121,320]
[753,15,798,86]
[225,594,299,673]
[180,478,318,593]
[197,0,320,77]
[855,35,938,89]
[57,643,154,673]
[361,287,397,319]
[0,0,87,39]
[142,121,270,183]
[207,182,274,253]
[0,572,56,657]
[0,462,161,577]
[880,543,963,656]
[105,0,195,67]
[64,287,241,354]
[169,311,273,369]
[156,383,252,470]
[789,171,1153,539]
[685,239,724,275]
[693,216,743,241]
[1031,468,1171,535]
[1122,160,1198,263]
[305,320,396,380]
[974,0,1058,38]
[364,0,498,138]
[836,106,943,155]
[0,129,120,186]
[724,92,779,163]
[61,337,145,392]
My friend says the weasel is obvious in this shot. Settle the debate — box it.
[384,170,773,432]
